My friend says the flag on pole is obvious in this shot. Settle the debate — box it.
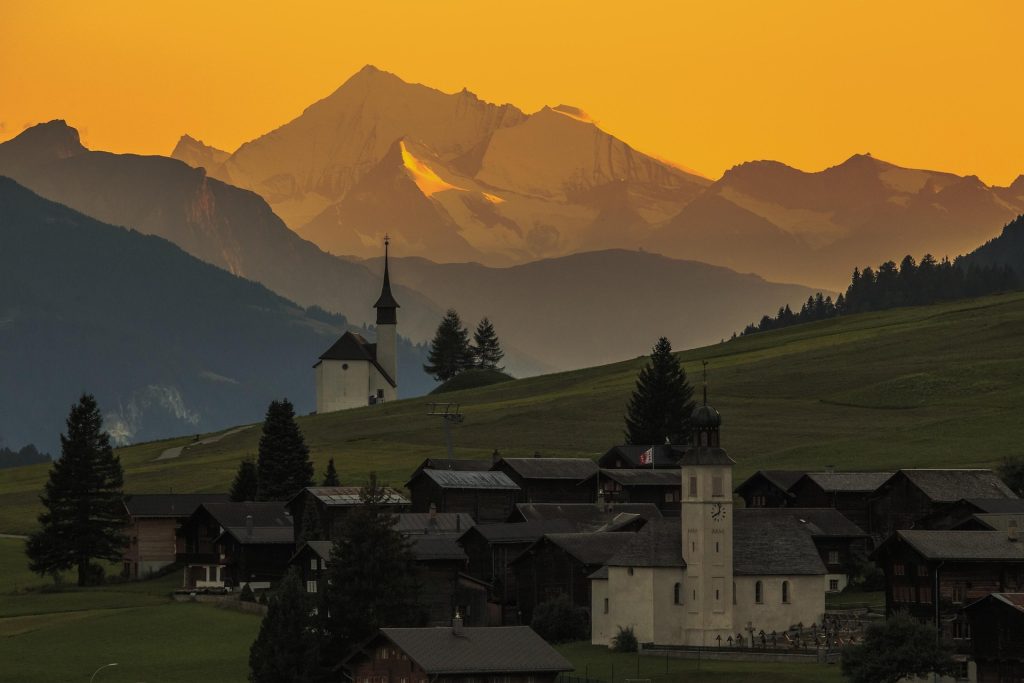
[639,447,654,466]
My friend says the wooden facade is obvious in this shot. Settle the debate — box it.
[406,469,519,524]
[965,593,1024,683]
[491,458,598,505]
[121,493,228,579]
[599,469,682,516]
[286,486,408,543]
[788,472,892,536]
[733,471,804,509]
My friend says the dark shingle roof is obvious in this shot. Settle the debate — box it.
[314,331,396,387]
[395,513,475,535]
[290,540,334,565]
[802,471,894,493]
[964,592,1024,616]
[745,507,867,537]
[496,457,598,480]
[970,513,1024,532]
[606,520,685,568]
[600,469,680,486]
[588,566,609,580]
[598,445,684,469]
[416,458,493,474]
[376,626,572,674]
[460,520,575,544]
[409,535,468,562]
[201,502,294,545]
[899,470,1017,503]
[896,530,1024,561]
[733,509,827,575]
[296,486,409,507]
[966,498,1024,514]
[511,503,662,531]
[677,447,734,466]
[734,470,805,496]
[521,532,636,566]
[123,493,229,518]
[415,469,519,490]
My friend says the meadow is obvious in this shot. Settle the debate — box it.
[3,291,1024,535]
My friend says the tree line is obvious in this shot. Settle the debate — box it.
[423,310,505,382]
[0,443,51,470]
[741,254,1019,336]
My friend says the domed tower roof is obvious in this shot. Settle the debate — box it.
[691,403,722,429]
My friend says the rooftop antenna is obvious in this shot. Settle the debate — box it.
[428,402,464,458]
[702,359,709,405]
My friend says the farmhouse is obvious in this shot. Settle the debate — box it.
[405,469,520,523]
[121,493,228,578]
[787,471,893,534]
[491,456,598,504]
[915,498,1024,531]
[598,444,686,469]
[599,468,683,515]
[964,592,1024,683]
[733,470,805,508]
[286,485,408,542]
[290,540,332,597]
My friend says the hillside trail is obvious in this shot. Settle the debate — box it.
[153,425,255,461]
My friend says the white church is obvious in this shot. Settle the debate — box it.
[591,403,827,647]
[314,240,399,412]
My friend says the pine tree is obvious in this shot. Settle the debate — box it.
[248,568,319,683]
[623,338,695,445]
[423,309,472,382]
[321,473,425,667]
[230,459,259,502]
[471,317,505,371]
[256,399,313,502]
[321,458,340,486]
[25,394,127,586]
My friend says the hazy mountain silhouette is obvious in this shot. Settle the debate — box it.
[959,213,1024,273]
[0,177,430,453]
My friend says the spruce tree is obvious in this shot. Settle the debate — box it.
[321,458,340,486]
[623,337,695,445]
[423,309,472,382]
[26,394,127,586]
[471,317,505,371]
[256,399,313,502]
[321,473,425,667]
[229,459,259,502]
[248,568,319,683]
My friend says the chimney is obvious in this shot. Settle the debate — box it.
[491,449,501,465]
[1010,519,1019,543]
[452,610,464,636]
[245,514,253,538]
[456,514,462,532]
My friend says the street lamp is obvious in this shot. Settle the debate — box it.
[90,663,119,683]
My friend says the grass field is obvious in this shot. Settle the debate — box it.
[3,291,1024,534]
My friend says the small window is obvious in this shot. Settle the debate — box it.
[342,363,349,370]
[917,565,929,578]
[755,580,763,604]
[689,476,698,498]
[752,495,765,507]
[827,550,840,565]
[782,581,790,604]
[673,582,681,604]
[829,579,840,591]
[952,583,965,604]
[627,567,634,576]
[310,558,317,571]
[603,598,609,614]
[306,580,318,593]
[894,563,905,576]
[712,476,724,497]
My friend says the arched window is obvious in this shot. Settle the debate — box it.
[673,582,681,605]
[755,580,763,604]
[782,581,790,604]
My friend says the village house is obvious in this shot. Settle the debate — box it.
[491,456,598,504]
[591,403,827,648]
[342,625,572,683]
[915,498,1024,531]
[179,502,294,590]
[599,468,683,516]
[405,469,520,524]
[510,531,636,624]
[286,485,409,542]
[508,502,661,531]
[787,470,893,535]
[120,493,228,579]
[964,592,1024,683]
[408,457,492,480]
[598,444,686,469]
[869,470,1019,541]
[290,540,332,597]
[407,534,491,627]
[733,470,806,508]
[394,511,475,535]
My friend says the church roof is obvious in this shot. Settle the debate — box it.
[314,331,396,387]
[677,447,734,466]
[374,242,400,311]
[733,510,827,575]
[606,519,685,568]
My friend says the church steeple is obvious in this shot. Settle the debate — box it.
[374,235,399,325]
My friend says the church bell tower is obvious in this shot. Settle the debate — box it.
[373,236,399,387]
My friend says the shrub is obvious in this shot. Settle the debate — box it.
[239,583,256,603]
[612,625,638,653]
[530,594,589,644]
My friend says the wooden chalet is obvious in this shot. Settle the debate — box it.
[289,540,332,597]
[598,444,686,469]
[870,470,1019,541]
[964,592,1024,683]
[733,470,806,508]
[457,520,575,621]
[408,457,492,479]
[121,493,228,579]
[491,457,598,504]
[394,511,475,536]
[408,535,491,627]
[343,625,572,683]
[179,502,294,590]
[787,471,893,535]
[599,468,683,515]
[405,469,520,524]
[873,525,1024,652]
[915,498,1024,531]
[508,502,662,531]
[285,485,408,543]
[510,532,636,623]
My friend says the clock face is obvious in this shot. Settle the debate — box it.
[710,503,726,522]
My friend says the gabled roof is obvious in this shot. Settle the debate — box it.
[372,626,572,674]
[588,566,609,580]
[598,445,684,469]
[459,520,575,544]
[734,470,805,496]
[495,457,598,481]
[409,535,468,562]
[394,512,475,535]
[512,532,636,567]
[742,507,867,537]
[510,503,662,531]
[799,471,894,493]
[292,486,409,508]
[314,331,396,387]
[969,513,1024,532]
[677,447,734,467]
[123,493,229,518]
[733,510,827,575]
[411,469,520,491]
[888,530,1024,561]
[966,498,1024,513]
[199,502,294,545]
[896,469,1017,503]
[289,540,334,565]
[606,519,685,568]
[600,469,680,486]
[412,458,493,478]
[964,592,1024,615]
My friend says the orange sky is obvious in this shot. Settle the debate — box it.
[2,1,1022,185]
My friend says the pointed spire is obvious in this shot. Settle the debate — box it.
[702,359,708,406]
[374,234,399,324]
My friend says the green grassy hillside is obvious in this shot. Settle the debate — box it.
[3,291,1024,534]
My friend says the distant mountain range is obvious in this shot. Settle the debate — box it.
[0,177,429,453]
[172,65,1024,289]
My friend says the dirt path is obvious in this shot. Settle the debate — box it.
[154,425,255,461]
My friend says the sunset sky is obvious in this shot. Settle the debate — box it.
[3,1,1022,185]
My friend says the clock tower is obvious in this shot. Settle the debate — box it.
[679,392,735,646]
